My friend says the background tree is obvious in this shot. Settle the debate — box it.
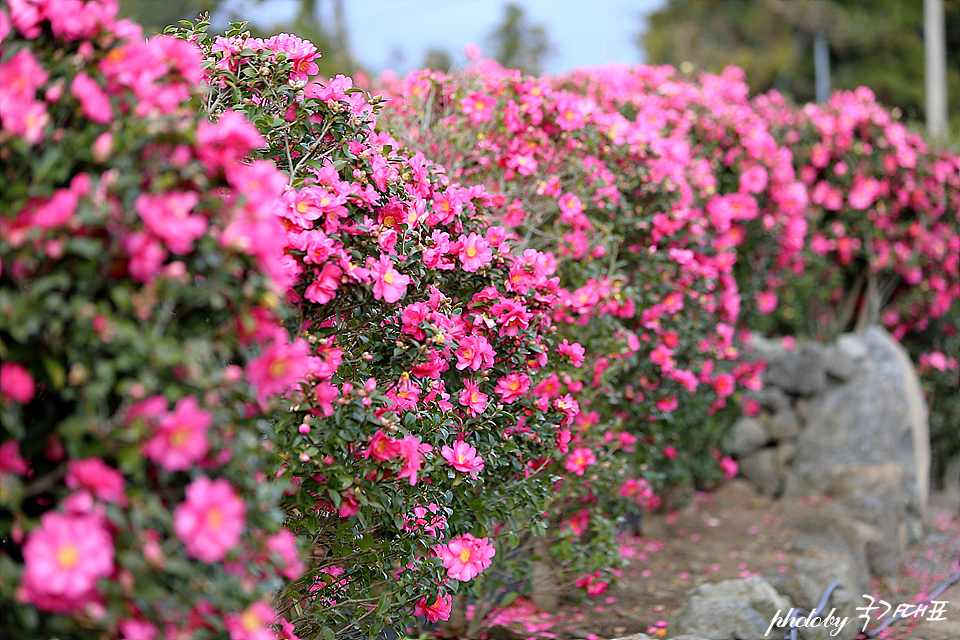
[484,1,555,75]
[422,47,455,72]
[638,0,960,140]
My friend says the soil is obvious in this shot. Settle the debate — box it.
[478,481,960,640]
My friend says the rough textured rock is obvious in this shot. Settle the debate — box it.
[770,408,800,441]
[785,504,876,593]
[672,577,793,640]
[765,343,828,396]
[835,333,868,361]
[756,386,792,413]
[725,416,769,457]
[767,549,866,640]
[745,334,787,362]
[783,327,930,512]
[829,462,913,571]
[824,343,858,380]
[739,448,782,496]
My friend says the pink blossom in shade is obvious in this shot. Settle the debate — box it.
[414,593,452,622]
[437,533,495,582]
[458,232,493,272]
[195,110,265,171]
[20,511,115,614]
[118,619,160,640]
[70,72,112,123]
[663,446,678,460]
[712,373,736,399]
[225,601,278,640]
[0,440,28,475]
[121,230,168,284]
[396,435,424,486]
[304,263,342,304]
[400,301,430,340]
[365,430,399,461]
[656,396,678,413]
[575,571,609,597]
[553,394,580,425]
[143,396,212,472]
[277,619,302,640]
[558,339,586,367]
[719,456,739,480]
[0,361,35,404]
[441,441,485,477]
[619,478,660,510]
[755,290,778,314]
[495,371,531,404]
[366,254,410,303]
[173,475,246,563]
[134,191,206,255]
[738,165,768,194]
[246,339,312,406]
[458,380,488,417]
[267,528,305,580]
[65,458,127,506]
[455,335,496,371]
[565,447,596,476]
[31,188,78,229]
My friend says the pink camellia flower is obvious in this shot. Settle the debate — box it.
[263,33,320,80]
[455,335,495,371]
[565,447,596,476]
[20,511,115,614]
[173,476,246,563]
[0,440,29,475]
[437,533,495,582]
[266,528,305,581]
[70,71,112,123]
[0,361,35,404]
[118,619,160,640]
[143,396,212,472]
[461,91,496,124]
[304,263,342,304]
[719,456,738,480]
[458,380,488,417]
[246,339,311,405]
[441,441,484,477]
[656,396,678,413]
[558,339,586,367]
[367,254,410,303]
[575,571,609,596]
[619,478,660,510]
[196,110,265,170]
[457,233,493,272]
[365,429,400,461]
[135,191,206,255]
[712,373,736,399]
[65,458,127,506]
[754,290,778,314]
[663,446,677,460]
[414,593,452,622]
[224,601,278,640]
[495,371,531,404]
[396,435,423,486]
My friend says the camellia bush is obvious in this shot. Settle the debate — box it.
[173,18,654,640]
[0,2,305,638]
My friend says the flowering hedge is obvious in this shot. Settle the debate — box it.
[0,3,302,638]
[2,3,957,639]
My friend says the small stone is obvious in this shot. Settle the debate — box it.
[672,577,793,640]
[776,442,797,466]
[756,386,791,413]
[739,448,782,496]
[794,398,811,422]
[765,343,827,396]
[725,416,769,457]
[769,408,800,441]
[836,333,867,361]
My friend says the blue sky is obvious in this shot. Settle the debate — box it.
[235,0,667,74]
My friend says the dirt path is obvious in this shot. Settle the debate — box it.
[479,482,960,640]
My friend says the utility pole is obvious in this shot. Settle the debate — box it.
[924,0,948,139]
[813,30,830,103]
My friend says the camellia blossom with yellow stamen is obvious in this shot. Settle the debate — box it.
[20,511,115,614]
[173,475,246,563]
[436,533,495,582]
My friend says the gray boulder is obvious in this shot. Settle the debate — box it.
[783,327,930,512]
[765,343,828,396]
[725,416,769,457]
[672,577,793,640]
[739,448,782,496]
[769,408,800,441]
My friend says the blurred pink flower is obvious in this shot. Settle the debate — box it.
[173,476,246,563]
[414,593,452,622]
[225,601,277,640]
[66,458,127,505]
[0,361,35,404]
[20,511,114,613]
[143,395,212,472]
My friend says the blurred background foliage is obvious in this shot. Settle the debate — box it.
[118,0,958,140]
[641,0,960,139]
